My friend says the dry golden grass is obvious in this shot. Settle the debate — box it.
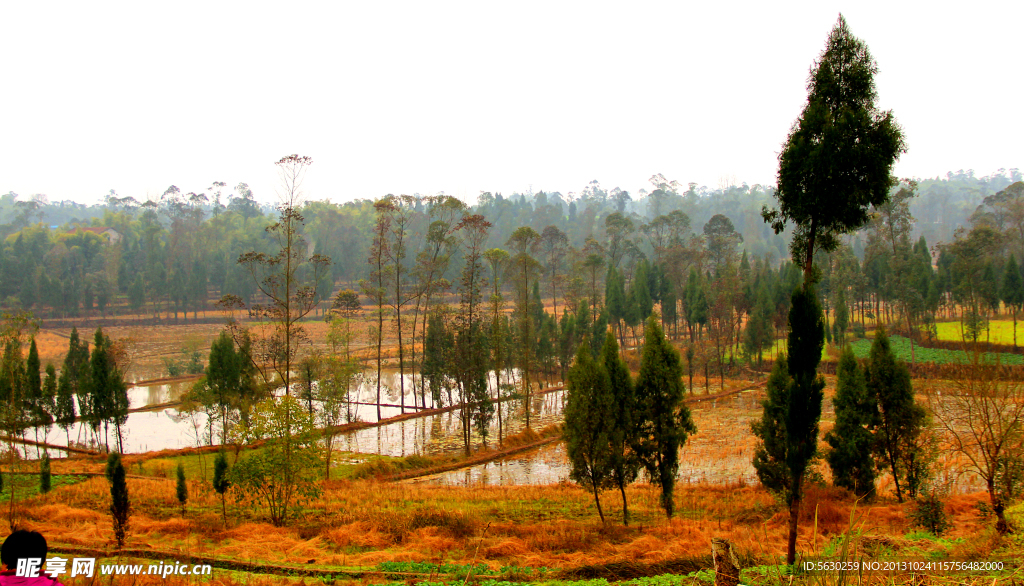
[20,466,1006,578]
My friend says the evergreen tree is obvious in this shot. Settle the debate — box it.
[129,274,145,315]
[1001,255,1023,348]
[866,326,927,503]
[213,449,231,526]
[979,262,999,321]
[751,357,792,494]
[564,341,615,523]
[107,452,130,549]
[684,268,708,340]
[54,366,75,446]
[833,288,850,348]
[19,269,37,310]
[557,311,576,380]
[601,331,640,525]
[64,328,90,439]
[88,328,130,452]
[743,284,773,367]
[660,267,677,337]
[825,345,877,497]
[205,331,243,444]
[25,339,47,452]
[751,285,825,566]
[634,315,696,517]
[422,311,454,407]
[0,338,30,453]
[42,364,56,427]
[39,452,51,495]
[763,15,906,281]
[590,309,609,359]
[605,266,627,347]
[632,260,654,324]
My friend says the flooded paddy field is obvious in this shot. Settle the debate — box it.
[412,387,768,487]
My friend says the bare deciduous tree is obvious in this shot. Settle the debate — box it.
[927,356,1024,534]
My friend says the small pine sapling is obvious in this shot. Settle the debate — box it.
[213,450,231,526]
[39,453,51,495]
[176,462,188,516]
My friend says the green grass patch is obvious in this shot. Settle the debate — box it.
[141,449,366,482]
[0,473,88,501]
[849,335,1024,365]
[139,451,229,481]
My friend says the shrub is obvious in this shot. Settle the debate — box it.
[909,491,949,536]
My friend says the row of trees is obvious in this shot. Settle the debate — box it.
[825,329,928,504]
[565,318,695,524]
[1,324,129,454]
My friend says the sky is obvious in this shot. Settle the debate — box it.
[1,1,1021,207]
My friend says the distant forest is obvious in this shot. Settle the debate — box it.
[0,168,1020,332]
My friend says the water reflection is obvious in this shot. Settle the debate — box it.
[416,388,766,487]
[41,369,561,457]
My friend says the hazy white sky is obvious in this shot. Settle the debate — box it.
[1,1,1020,206]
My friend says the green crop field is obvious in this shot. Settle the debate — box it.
[849,334,1024,365]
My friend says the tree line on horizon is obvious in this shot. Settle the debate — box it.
[0,168,1019,326]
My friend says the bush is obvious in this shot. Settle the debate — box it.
[909,491,950,536]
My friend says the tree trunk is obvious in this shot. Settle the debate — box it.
[889,449,903,503]
[988,481,1010,535]
[786,493,800,566]
[618,480,629,526]
[592,481,605,523]
[803,221,817,283]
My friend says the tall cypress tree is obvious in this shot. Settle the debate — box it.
[635,315,696,517]
[601,331,640,525]
[89,329,112,448]
[88,328,129,452]
[107,452,130,549]
[1001,255,1023,348]
[605,267,627,348]
[25,339,45,453]
[64,328,90,439]
[590,309,609,359]
[564,341,615,523]
[825,345,877,497]
[762,15,906,281]
[751,285,824,565]
[866,326,926,503]
[42,364,57,425]
[55,367,76,446]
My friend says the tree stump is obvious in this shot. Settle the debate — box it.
[712,537,741,586]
